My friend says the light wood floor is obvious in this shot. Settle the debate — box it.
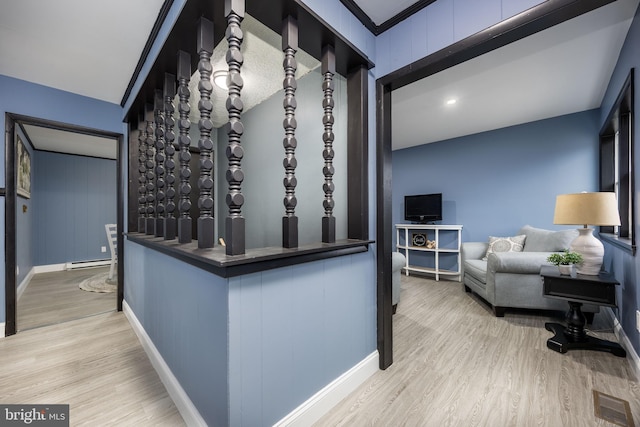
[18,267,116,331]
[0,311,185,426]
[316,275,640,426]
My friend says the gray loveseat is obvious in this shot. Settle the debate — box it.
[462,225,599,318]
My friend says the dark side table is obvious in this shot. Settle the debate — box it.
[540,265,626,357]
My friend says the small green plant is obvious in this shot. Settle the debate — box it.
[547,250,583,266]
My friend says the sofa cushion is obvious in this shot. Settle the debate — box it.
[518,225,577,252]
[464,259,488,283]
[483,235,526,260]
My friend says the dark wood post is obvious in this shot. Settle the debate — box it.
[164,73,177,240]
[225,0,246,255]
[154,89,166,237]
[144,103,156,235]
[197,17,215,249]
[321,45,336,243]
[282,16,299,249]
[137,114,147,233]
[177,51,193,243]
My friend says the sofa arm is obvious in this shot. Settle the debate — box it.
[487,251,554,274]
[461,242,489,262]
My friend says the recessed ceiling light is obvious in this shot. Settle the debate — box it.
[212,70,228,90]
[446,98,457,105]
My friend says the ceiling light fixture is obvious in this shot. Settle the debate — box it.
[212,70,228,90]
[446,98,457,105]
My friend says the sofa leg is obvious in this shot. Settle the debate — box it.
[493,306,506,317]
[392,304,397,315]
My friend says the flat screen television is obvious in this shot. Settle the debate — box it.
[404,193,442,223]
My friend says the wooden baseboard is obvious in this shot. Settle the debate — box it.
[273,351,379,426]
[123,301,207,427]
[604,307,640,381]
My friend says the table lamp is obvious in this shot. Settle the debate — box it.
[553,192,620,275]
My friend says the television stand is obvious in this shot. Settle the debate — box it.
[395,224,463,281]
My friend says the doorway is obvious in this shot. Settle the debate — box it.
[4,113,124,336]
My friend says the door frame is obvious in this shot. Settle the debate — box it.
[375,0,615,368]
[4,113,124,336]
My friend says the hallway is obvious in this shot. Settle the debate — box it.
[0,311,185,426]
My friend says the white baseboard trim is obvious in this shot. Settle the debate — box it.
[123,301,206,427]
[274,350,380,427]
[33,264,67,274]
[17,267,35,301]
[0,323,5,339]
[604,307,640,381]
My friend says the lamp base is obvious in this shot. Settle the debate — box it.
[570,228,604,275]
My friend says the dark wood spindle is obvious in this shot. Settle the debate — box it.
[144,103,156,235]
[225,0,246,255]
[154,90,166,238]
[164,73,177,240]
[137,115,147,233]
[197,17,215,249]
[282,16,299,248]
[321,45,336,243]
[177,51,193,244]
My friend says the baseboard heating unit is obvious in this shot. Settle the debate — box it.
[65,260,110,270]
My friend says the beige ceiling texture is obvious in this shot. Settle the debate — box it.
[186,14,320,128]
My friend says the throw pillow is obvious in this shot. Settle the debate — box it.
[483,235,527,260]
[518,225,578,252]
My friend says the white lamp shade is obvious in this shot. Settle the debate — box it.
[553,192,621,226]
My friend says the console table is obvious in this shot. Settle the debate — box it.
[540,265,625,357]
[395,224,463,281]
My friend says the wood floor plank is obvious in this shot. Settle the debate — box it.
[18,267,116,331]
[315,275,640,426]
[1,304,185,425]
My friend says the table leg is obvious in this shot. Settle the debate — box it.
[545,300,626,357]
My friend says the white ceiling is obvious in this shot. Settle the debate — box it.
[392,0,640,150]
[0,0,164,159]
[22,125,117,160]
[0,0,164,104]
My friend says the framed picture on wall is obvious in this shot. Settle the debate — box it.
[17,135,31,199]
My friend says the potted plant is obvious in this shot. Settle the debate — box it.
[547,250,583,275]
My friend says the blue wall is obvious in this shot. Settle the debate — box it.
[32,151,116,265]
[599,4,640,355]
[228,252,376,426]
[392,110,601,243]
[0,74,123,325]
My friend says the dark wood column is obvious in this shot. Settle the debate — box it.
[197,17,216,249]
[164,73,177,240]
[321,44,336,244]
[144,103,156,235]
[136,117,147,233]
[177,51,193,244]
[154,89,166,238]
[224,0,246,255]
